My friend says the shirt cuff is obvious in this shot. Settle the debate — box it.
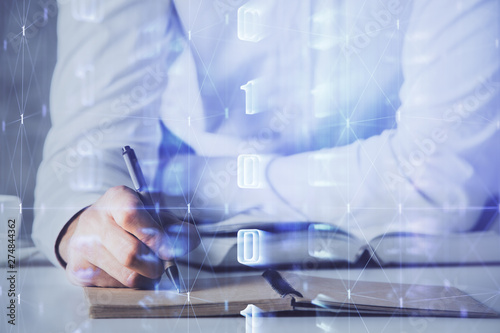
[53,206,89,268]
[32,194,100,268]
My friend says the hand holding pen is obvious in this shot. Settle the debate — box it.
[57,149,199,290]
[122,145,183,292]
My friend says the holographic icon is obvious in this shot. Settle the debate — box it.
[308,224,353,261]
[307,152,336,187]
[75,65,95,107]
[237,154,261,188]
[311,82,334,118]
[69,151,103,191]
[241,80,265,115]
[71,0,102,22]
[240,81,255,114]
[237,229,262,264]
[240,304,263,333]
[237,5,265,42]
[309,10,337,50]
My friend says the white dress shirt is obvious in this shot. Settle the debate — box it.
[33,0,500,266]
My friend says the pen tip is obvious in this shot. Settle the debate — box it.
[122,146,130,154]
[165,265,185,293]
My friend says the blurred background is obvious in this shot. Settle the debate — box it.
[0,0,57,242]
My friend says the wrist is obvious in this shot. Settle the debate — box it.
[54,206,88,268]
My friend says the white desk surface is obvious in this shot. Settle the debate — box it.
[2,260,499,333]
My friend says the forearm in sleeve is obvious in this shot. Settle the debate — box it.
[33,0,181,266]
[267,0,499,240]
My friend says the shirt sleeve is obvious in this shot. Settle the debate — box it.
[32,0,182,266]
[267,0,500,240]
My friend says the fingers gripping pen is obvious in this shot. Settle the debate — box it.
[122,145,183,293]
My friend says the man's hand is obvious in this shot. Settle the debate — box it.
[58,186,199,288]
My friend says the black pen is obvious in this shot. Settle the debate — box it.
[122,145,183,293]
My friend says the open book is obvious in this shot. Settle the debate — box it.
[84,270,498,319]
[179,215,500,269]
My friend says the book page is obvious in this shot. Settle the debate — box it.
[283,272,498,318]
[85,273,292,318]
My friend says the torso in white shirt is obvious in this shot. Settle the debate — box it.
[164,0,412,156]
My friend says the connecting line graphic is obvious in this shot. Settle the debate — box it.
[348,101,500,299]
[153,20,238,296]
[173,3,477,327]
[321,119,401,296]
[164,153,231,298]
[167,17,229,322]
[2,1,51,330]
[3,0,499,331]
[347,30,399,121]
[333,116,433,305]
[189,28,227,109]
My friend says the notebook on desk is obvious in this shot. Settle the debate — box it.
[84,270,499,319]
[179,214,500,269]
